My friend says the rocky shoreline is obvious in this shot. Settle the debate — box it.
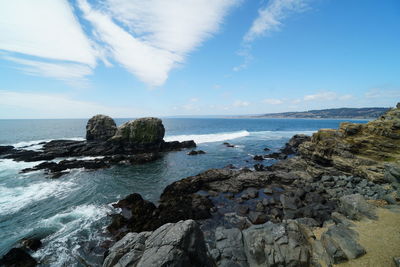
[103,104,400,266]
[1,104,400,266]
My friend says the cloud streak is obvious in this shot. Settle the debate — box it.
[244,0,309,43]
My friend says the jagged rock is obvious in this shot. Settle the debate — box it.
[104,220,213,267]
[243,220,311,266]
[112,117,165,149]
[253,155,264,161]
[0,248,37,267]
[321,224,365,263]
[394,256,400,267]
[338,194,376,220]
[86,114,117,141]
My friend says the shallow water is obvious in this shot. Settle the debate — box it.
[0,118,367,265]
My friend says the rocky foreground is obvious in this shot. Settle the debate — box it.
[103,104,400,267]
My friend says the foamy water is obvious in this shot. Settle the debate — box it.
[165,130,250,143]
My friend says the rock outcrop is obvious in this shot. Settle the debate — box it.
[103,220,213,267]
[298,105,400,182]
[111,117,165,150]
[86,114,117,141]
[0,248,37,267]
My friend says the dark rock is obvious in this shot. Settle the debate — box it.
[253,155,264,161]
[247,211,267,224]
[254,163,264,171]
[281,134,311,155]
[237,205,249,215]
[86,114,117,141]
[394,257,400,267]
[263,147,270,151]
[0,248,37,267]
[20,238,42,251]
[0,145,15,155]
[187,150,206,155]
[223,142,235,148]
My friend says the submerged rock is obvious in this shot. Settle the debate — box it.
[86,114,117,141]
[0,248,37,267]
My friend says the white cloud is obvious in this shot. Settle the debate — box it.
[0,90,147,119]
[338,94,353,100]
[263,98,283,105]
[78,0,239,86]
[244,0,309,42]
[0,0,96,66]
[233,100,250,107]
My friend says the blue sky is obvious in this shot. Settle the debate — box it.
[0,0,399,119]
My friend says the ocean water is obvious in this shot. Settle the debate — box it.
[0,118,368,266]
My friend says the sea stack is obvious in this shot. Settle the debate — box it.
[111,117,165,150]
[86,114,117,141]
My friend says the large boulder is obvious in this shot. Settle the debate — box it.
[0,248,37,267]
[86,114,117,141]
[103,220,214,267]
[112,117,165,148]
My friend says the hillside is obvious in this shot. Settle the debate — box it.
[255,107,390,119]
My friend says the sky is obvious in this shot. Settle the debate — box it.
[0,0,399,119]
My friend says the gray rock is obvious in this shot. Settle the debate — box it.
[242,220,311,267]
[264,188,273,194]
[214,227,248,267]
[331,212,355,227]
[338,194,376,220]
[321,224,365,263]
[103,220,213,267]
[86,114,117,141]
[247,211,267,224]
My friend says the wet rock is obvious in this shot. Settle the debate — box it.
[0,145,15,155]
[263,188,273,194]
[223,142,235,148]
[104,220,213,267]
[253,155,264,161]
[236,205,249,215]
[20,238,42,251]
[187,150,206,155]
[0,248,37,267]
[263,147,270,151]
[86,114,117,141]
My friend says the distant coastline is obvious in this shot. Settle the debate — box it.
[234,107,390,120]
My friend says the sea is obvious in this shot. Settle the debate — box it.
[0,118,368,266]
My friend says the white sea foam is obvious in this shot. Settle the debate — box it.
[0,179,77,215]
[34,204,110,266]
[165,130,250,144]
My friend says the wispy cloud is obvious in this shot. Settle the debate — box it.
[234,0,310,71]
[303,91,337,101]
[244,0,309,43]
[0,90,147,119]
[5,56,93,86]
